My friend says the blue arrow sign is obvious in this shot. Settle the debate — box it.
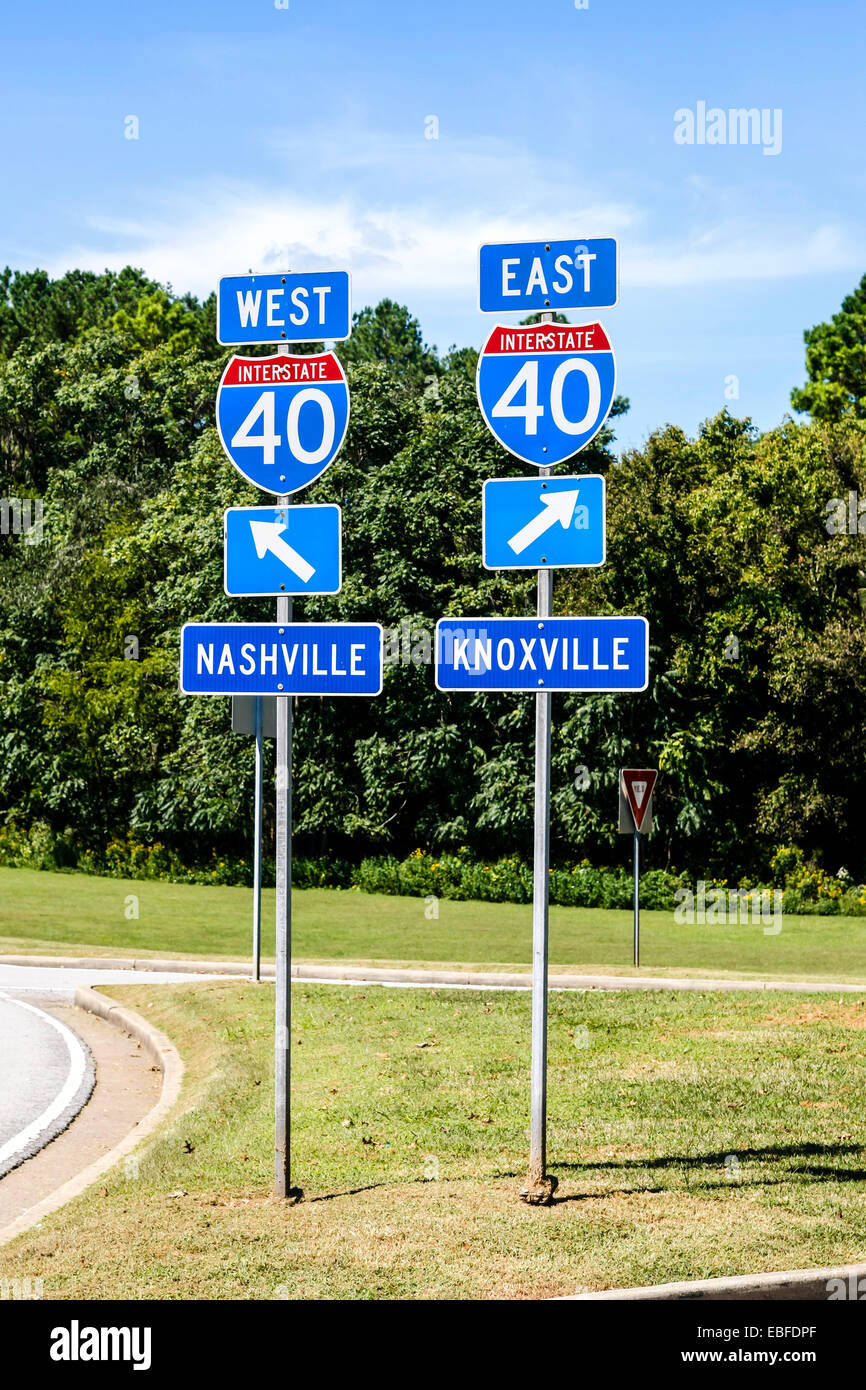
[476,322,616,467]
[180,623,383,696]
[216,352,350,495]
[217,271,351,345]
[224,504,342,597]
[482,475,605,570]
[435,617,648,693]
[478,238,618,314]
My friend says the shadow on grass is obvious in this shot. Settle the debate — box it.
[485,1143,866,1205]
[308,1183,386,1203]
[558,1141,865,1173]
[542,1142,866,1202]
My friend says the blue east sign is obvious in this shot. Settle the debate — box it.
[478,238,618,314]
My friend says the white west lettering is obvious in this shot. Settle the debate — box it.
[236,289,261,327]
[289,287,309,326]
[313,286,331,322]
[266,287,285,326]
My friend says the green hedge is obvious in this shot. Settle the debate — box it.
[1,821,865,915]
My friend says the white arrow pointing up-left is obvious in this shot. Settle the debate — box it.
[249,519,315,583]
[507,488,580,556]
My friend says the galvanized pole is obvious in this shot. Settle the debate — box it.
[252,695,263,982]
[633,827,640,968]
[527,547,553,1191]
[521,407,557,1201]
[274,555,292,1196]
[274,333,295,1198]
[523,305,558,1204]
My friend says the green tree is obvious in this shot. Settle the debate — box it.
[791,273,866,421]
[338,299,438,388]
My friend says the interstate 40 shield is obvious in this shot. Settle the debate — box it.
[476,321,616,467]
[216,351,350,495]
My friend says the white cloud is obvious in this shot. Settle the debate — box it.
[46,179,865,310]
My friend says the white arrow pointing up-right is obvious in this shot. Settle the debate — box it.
[249,519,316,583]
[507,488,581,556]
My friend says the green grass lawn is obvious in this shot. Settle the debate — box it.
[0,865,864,981]
[4,980,866,1299]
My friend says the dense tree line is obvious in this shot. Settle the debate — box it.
[0,267,864,880]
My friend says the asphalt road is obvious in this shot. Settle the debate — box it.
[0,992,93,1179]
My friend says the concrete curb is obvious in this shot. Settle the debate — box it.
[0,987,185,1247]
[1,953,865,995]
[559,1261,866,1301]
[0,1000,96,1181]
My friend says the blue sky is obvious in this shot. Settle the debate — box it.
[2,0,865,449]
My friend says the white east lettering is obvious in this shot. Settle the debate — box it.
[552,255,573,293]
[501,258,520,296]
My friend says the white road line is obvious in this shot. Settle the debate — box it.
[0,993,88,1169]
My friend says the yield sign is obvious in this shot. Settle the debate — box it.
[621,768,658,832]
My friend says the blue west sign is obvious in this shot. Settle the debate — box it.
[478,238,618,315]
[217,271,351,345]
[216,352,350,495]
[435,616,648,693]
[180,622,383,697]
[482,475,605,570]
[224,504,342,597]
[476,321,616,467]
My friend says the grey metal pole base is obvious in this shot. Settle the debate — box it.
[519,1174,559,1206]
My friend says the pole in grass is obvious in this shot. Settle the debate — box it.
[618,769,658,970]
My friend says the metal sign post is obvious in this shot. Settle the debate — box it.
[253,695,263,982]
[466,248,632,1204]
[274,333,294,1199]
[527,484,554,1200]
[274,577,294,1198]
[193,263,365,1206]
[618,769,659,973]
[633,826,640,968]
[529,310,555,1203]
